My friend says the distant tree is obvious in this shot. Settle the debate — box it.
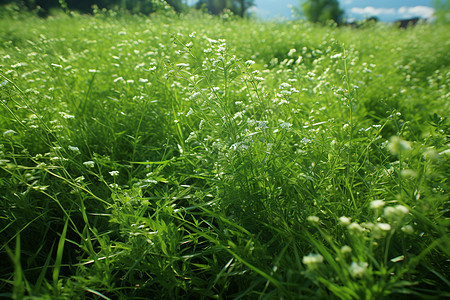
[195,0,253,17]
[301,0,344,25]
[234,0,254,17]
[432,0,450,23]
[0,0,185,15]
[366,16,379,22]
[196,0,226,15]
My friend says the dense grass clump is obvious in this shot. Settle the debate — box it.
[0,10,449,299]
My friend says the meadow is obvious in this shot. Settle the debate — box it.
[0,7,449,299]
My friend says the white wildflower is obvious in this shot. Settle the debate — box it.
[340,245,352,255]
[59,112,75,119]
[245,60,255,66]
[279,82,291,89]
[349,261,368,278]
[400,169,417,179]
[307,216,320,224]
[370,200,385,210]
[339,216,351,226]
[396,205,409,215]
[376,223,391,231]
[302,253,323,269]
[348,222,364,233]
[75,176,85,183]
[280,122,292,130]
[109,183,119,189]
[401,225,414,234]
[257,121,268,129]
[330,53,342,59]
[384,205,409,220]
[383,206,397,220]
[388,136,411,155]
[109,171,119,177]
[83,161,95,168]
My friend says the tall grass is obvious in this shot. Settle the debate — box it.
[0,10,449,299]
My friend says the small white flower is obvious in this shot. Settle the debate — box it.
[384,205,409,222]
[280,122,292,130]
[361,222,374,230]
[109,183,119,189]
[186,107,194,117]
[400,169,417,179]
[384,206,397,220]
[376,223,391,231]
[279,82,291,89]
[388,136,411,155]
[423,149,439,161]
[396,205,409,216]
[330,53,342,59]
[348,222,364,232]
[109,171,119,177]
[257,121,268,129]
[68,146,79,151]
[175,63,189,68]
[59,112,75,119]
[401,225,414,234]
[370,200,385,210]
[75,176,85,183]
[307,216,320,224]
[288,48,296,57]
[245,60,255,66]
[302,253,324,269]
[340,245,352,255]
[349,261,368,278]
[339,216,351,226]
[83,161,95,168]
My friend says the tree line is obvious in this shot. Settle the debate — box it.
[0,0,185,14]
[0,0,342,22]
[0,0,256,17]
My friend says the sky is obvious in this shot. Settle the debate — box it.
[187,0,435,22]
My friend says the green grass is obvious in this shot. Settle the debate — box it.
[0,8,449,299]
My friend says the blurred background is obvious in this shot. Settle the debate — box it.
[0,0,445,24]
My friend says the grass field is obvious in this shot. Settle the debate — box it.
[0,7,449,299]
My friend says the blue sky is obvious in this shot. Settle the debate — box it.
[187,1,435,22]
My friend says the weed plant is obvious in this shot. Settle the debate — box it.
[0,9,449,299]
